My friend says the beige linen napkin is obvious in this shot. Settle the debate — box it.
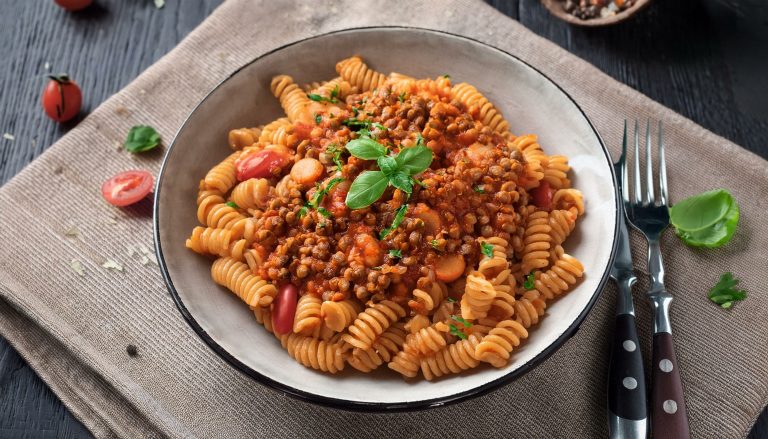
[1,0,766,437]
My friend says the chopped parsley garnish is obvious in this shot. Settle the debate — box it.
[451,315,473,327]
[352,107,360,117]
[524,272,536,290]
[298,177,344,218]
[473,185,485,193]
[314,113,322,125]
[342,118,372,131]
[446,297,457,303]
[388,249,402,259]
[480,241,494,258]
[380,203,408,239]
[430,239,440,249]
[225,201,239,209]
[708,272,747,309]
[326,143,345,172]
[398,91,406,102]
[307,86,339,104]
[442,74,450,79]
[449,324,468,340]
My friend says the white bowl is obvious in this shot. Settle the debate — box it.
[154,26,619,411]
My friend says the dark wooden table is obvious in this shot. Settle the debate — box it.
[1,1,766,437]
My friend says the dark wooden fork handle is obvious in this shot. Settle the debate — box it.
[651,332,690,439]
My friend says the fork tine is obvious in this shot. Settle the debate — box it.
[658,121,668,206]
[633,120,642,204]
[621,120,630,206]
[645,119,655,205]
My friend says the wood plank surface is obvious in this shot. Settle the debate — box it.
[0,1,766,438]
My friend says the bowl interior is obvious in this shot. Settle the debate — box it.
[155,27,618,409]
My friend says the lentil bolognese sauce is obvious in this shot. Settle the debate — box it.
[186,55,586,379]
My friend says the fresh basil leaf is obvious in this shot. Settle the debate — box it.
[377,155,399,176]
[480,241,494,258]
[346,137,386,160]
[124,125,161,153]
[670,189,734,232]
[673,193,739,248]
[389,171,413,194]
[395,145,433,175]
[708,272,747,309]
[345,171,389,209]
[380,203,408,239]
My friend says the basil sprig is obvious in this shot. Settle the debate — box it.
[344,135,433,210]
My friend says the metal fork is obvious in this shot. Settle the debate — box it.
[623,121,690,439]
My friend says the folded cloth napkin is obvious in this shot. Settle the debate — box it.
[1,0,766,437]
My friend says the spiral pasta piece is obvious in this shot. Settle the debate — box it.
[321,299,362,333]
[309,76,357,100]
[514,290,547,329]
[521,209,552,275]
[204,203,245,231]
[204,152,239,194]
[549,209,576,246]
[534,253,584,301]
[477,237,509,280]
[474,320,529,368]
[432,299,457,324]
[460,273,497,320]
[553,189,585,217]
[211,257,277,308]
[230,178,270,210]
[403,325,448,356]
[270,75,311,123]
[293,295,322,336]
[228,127,261,150]
[348,322,406,372]
[419,333,484,381]
[543,155,571,189]
[409,277,446,314]
[185,226,231,256]
[279,333,346,374]
[452,82,509,135]
[335,56,387,92]
[341,300,406,350]
[253,305,274,334]
[257,117,292,146]
[388,349,421,378]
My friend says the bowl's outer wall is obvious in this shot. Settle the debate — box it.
[155,27,618,407]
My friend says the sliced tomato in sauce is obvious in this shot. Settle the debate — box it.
[235,149,289,181]
[101,170,154,207]
[272,284,299,335]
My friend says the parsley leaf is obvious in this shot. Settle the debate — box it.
[473,185,485,193]
[398,91,406,102]
[307,93,338,104]
[326,144,344,172]
[343,118,372,131]
[430,239,440,249]
[449,323,468,340]
[446,297,457,303]
[225,201,239,209]
[314,113,322,125]
[380,203,408,239]
[301,177,344,216]
[442,74,450,79]
[480,241,494,259]
[450,315,473,328]
[524,272,536,290]
[388,249,402,259]
[124,125,161,153]
[708,272,747,309]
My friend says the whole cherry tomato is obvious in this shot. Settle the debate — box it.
[54,0,93,11]
[42,75,82,123]
[101,170,154,207]
[235,149,289,181]
[272,284,299,335]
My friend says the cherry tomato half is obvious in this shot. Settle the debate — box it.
[54,0,93,11]
[531,180,554,211]
[42,75,82,123]
[272,284,299,335]
[235,149,289,181]
[101,170,154,207]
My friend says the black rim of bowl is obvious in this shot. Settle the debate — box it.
[153,25,621,412]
